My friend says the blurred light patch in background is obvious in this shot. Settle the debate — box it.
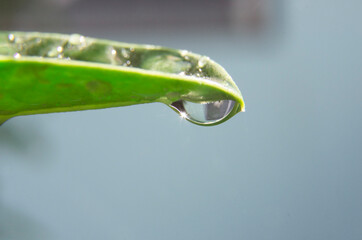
[0,0,283,36]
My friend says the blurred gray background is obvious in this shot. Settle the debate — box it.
[1,0,362,239]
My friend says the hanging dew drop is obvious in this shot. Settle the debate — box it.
[171,100,235,125]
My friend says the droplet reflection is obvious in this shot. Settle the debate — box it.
[171,100,235,124]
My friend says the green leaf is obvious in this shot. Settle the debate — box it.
[0,31,244,126]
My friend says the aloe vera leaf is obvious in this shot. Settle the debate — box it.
[0,31,244,126]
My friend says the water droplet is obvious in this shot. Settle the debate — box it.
[171,100,235,124]
[8,34,15,43]
[108,47,124,65]
[122,60,132,66]
[57,46,63,53]
[69,34,86,45]
[198,56,209,68]
[13,53,21,59]
[180,50,188,56]
[121,48,130,59]
[47,48,59,57]
[144,45,155,49]
[141,53,192,74]
[195,68,205,78]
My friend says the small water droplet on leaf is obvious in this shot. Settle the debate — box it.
[8,34,15,43]
[198,56,209,68]
[13,53,21,59]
